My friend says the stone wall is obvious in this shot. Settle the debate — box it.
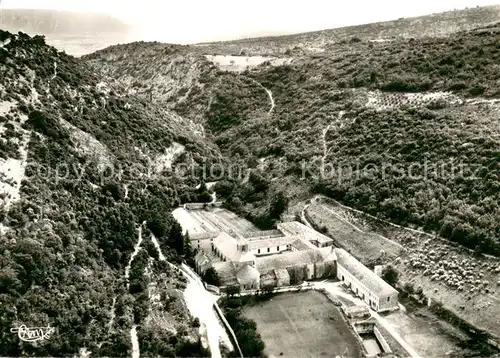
[374,326,393,354]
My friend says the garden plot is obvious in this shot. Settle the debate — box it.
[243,291,362,358]
[211,208,258,233]
[172,207,206,235]
[194,210,233,233]
[189,210,220,232]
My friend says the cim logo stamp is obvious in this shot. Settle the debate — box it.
[10,324,55,342]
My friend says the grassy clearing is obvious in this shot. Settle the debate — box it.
[243,291,362,358]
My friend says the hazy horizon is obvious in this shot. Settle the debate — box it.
[1,0,500,43]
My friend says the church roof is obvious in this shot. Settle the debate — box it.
[247,236,295,250]
[213,232,255,262]
[236,265,260,285]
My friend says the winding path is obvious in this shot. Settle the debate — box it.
[246,78,275,116]
[300,204,313,228]
[263,87,275,115]
[126,222,146,358]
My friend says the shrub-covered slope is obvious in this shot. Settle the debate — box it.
[90,25,499,257]
[0,31,220,356]
[207,29,500,255]
[84,42,220,126]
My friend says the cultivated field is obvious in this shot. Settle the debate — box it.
[243,291,362,358]
[204,55,292,72]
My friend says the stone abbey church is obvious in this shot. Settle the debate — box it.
[175,206,398,312]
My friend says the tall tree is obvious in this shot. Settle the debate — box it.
[269,191,289,220]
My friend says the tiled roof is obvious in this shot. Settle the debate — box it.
[256,249,328,271]
[247,236,295,250]
[242,229,284,239]
[213,261,239,286]
[335,248,397,297]
[318,246,338,261]
[290,236,318,250]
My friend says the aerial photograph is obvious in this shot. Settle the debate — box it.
[0,0,499,357]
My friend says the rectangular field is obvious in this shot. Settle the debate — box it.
[212,208,258,233]
[243,291,362,358]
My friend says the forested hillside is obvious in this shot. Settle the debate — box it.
[84,42,217,124]
[88,22,500,257]
[209,27,500,256]
[0,31,220,356]
[0,9,132,35]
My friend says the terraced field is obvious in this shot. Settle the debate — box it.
[305,201,404,265]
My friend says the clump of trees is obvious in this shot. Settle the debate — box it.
[219,296,266,357]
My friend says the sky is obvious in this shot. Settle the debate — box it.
[1,0,500,43]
